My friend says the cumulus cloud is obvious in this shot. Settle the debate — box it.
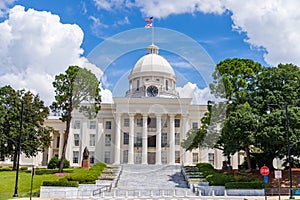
[224,0,300,66]
[176,82,215,105]
[0,5,113,105]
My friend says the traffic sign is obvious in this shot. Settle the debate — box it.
[275,170,282,179]
[260,166,270,176]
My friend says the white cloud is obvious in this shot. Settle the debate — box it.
[224,0,300,66]
[176,82,214,105]
[0,0,15,17]
[0,5,112,106]
[133,0,225,18]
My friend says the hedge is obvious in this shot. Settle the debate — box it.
[42,180,79,187]
[64,162,106,184]
[206,173,235,186]
[0,168,12,171]
[225,181,264,189]
[34,168,74,175]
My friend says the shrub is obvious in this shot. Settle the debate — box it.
[47,156,70,169]
[65,162,107,184]
[197,163,215,171]
[42,180,79,187]
[0,167,12,171]
[206,173,235,186]
[20,166,28,171]
[61,159,70,168]
[48,156,60,169]
[225,181,264,189]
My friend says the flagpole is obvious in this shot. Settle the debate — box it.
[152,18,154,45]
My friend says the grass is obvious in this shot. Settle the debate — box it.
[0,170,60,200]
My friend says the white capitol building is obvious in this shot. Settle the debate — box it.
[2,44,243,169]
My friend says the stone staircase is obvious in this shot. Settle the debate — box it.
[103,164,195,198]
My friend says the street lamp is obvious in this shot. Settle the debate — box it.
[4,100,24,197]
[267,102,294,199]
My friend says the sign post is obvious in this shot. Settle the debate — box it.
[260,166,270,200]
[275,170,282,200]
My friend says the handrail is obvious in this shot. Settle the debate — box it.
[92,184,111,196]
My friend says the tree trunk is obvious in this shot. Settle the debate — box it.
[58,104,72,173]
[245,146,252,170]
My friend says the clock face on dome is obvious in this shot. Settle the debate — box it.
[147,85,158,97]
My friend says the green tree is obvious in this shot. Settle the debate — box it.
[216,103,258,169]
[0,85,51,169]
[250,64,300,169]
[210,58,262,105]
[51,66,101,172]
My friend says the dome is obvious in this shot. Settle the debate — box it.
[129,45,175,79]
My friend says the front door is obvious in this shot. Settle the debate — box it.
[148,152,156,164]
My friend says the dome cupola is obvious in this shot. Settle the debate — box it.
[126,44,178,98]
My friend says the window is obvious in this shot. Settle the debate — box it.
[73,151,79,163]
[166,80,168,90]
[136,80,140,91]
[124,118,129,127]
[56,136,60,148]
[123,150,128,163]
[175,133,180,145]
[105,121,112,129]
[137,118,143,127]
[74,134,79,146]
[105,134,111,146]
[90,151,95,164]
[104,151,110,164]
[175,151,180,163]
[209,153,215,166]
[161,133,167,147]
[89,121,96,129]
[73,120,80,129]
[192,122,198,130]
[175,119,180,127]
[89,134,96,146]
[123,132,129,145]
[135,132,142,147]
[193,153,198,164]
[148,117,156,128]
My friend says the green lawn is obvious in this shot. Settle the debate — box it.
[0,170,60,200]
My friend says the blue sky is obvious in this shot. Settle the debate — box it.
[0,0,299,105]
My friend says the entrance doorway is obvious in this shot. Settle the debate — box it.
[148,152,156,164]
[148,135,156,147]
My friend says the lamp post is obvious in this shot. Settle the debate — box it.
[4,100,23,197]
[267,102,293,199]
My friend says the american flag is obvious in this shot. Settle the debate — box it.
[145,17,153,22]
[145,23,152,28]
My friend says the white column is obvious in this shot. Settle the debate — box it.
[182,115,189,165]
[48,132,54,162]
[156,114,162,165]
[169,114,175,164]
[142,114,148,164]
[128,114,135,164]
[114,113,121,164]
[58,131,64,158]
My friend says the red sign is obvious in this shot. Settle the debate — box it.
[260,166,270,176]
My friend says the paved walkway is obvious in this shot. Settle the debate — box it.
[114,164,193,197]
